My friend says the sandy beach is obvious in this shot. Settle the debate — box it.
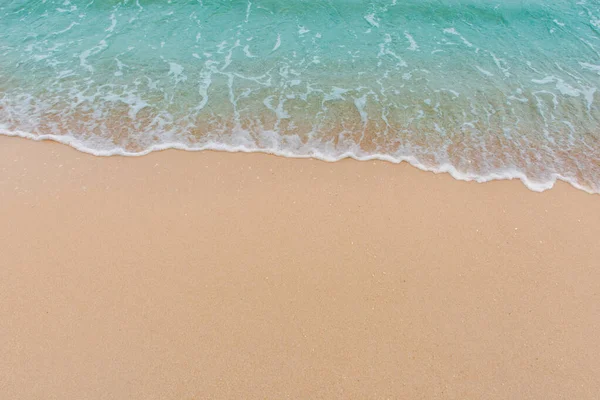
[1,135,599,399]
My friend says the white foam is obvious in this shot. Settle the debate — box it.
[443,27,474,48]
[244,0,252,23]
[49,21,79,36]
[101,91,149,119]
[489,52,510,77]
[475,66,494,77]
[323,87,349,101]
[272,34,281,51]
[580,62,600,74]
[298,26,310,35]
[106,11,117,33]
[242,45,255,58]
[79,39,108,73]
[0,126,595,195]
[167,62,187,83]
[532,75,590,102]
[404,31,419,51]
[263,96,290,119]
[377,34,408,67]
[364,14,379,28]
[353,95,369,126]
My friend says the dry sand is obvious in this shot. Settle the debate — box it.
[1,136,599,399]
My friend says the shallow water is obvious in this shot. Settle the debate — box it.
[1,0,600,192]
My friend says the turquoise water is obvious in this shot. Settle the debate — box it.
[1,0,600,192]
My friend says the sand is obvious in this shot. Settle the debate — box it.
[1,135,599,399]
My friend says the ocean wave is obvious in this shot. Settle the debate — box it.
[1,0,599,194]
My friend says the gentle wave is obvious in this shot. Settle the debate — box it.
[1,0,600,193]
[1,126,593,194]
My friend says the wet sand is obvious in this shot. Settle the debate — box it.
[1,135,599,399]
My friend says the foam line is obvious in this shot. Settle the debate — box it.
[1,128,595,194]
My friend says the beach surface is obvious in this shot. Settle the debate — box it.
[1,135,599,399]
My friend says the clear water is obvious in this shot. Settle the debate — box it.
[1,0,600,192]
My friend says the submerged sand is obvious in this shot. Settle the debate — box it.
[1,136,599,399]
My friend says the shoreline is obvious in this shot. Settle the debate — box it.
[1,129,596,194]
[1,135,600,399]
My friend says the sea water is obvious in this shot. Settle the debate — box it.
[1,0,599,192]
